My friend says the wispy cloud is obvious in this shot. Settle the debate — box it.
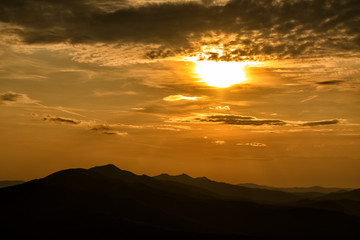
[101,131,128,136]
[35,104,86,117]
[236,142,267,147]
[42,115,81,125]
[41,114,193,135]
[209,106,230,111]
[41,115,128,136]
[316,80,344,85]
[213,140,226,145]
[300,119,339,127]
[116,123,192,132]
[93,89,138,96]
[163,94,202,102]
[131,107,145,111]
[192,114,286,126]
[300,95,318,103]
[91,124,128,136]
[0,91,86,117]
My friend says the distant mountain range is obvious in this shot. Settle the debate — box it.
[1,164,359,239]
[154,173,300,203]
[237,183,352,194]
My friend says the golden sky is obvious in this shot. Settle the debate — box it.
[0,0,359,187]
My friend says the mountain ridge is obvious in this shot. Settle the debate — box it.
[237,182,353,194]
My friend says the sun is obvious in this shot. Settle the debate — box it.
[194,61,248,88]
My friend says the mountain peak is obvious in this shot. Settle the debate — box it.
[196,176,210,181]
[89,164,120,172]
[154,173,194,183]
[171,173,194,182]
[89,164,136,179]
[179,173,192,178]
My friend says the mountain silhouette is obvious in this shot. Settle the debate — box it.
[1,164,359,239]
[90,164,140,180]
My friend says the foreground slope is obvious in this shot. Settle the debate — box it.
[0,180,25,188]
[1,164,359,239]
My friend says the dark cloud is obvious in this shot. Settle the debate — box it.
[0,91,24,102]
[101,131,128,136]
[0,0,213,45]
[301,119,339,126]
[179,114,341,128]
[90,124,128,135]
[194,114,287,125]
[42,115,128,135]
[0,0,359,60]
[42,115,81,125]
[0,91,37,104]
[90,124,111,131]
[317,80,344,85]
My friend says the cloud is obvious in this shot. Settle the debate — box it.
[41,115,128,136]
[213,140,226,145]
[300,95,318,103]
[87,0,130,12]
[236,142,267,147]
[172,113,341,128]
[131,107,145,111]
[0,0,358,61]
[35,104,86,118]
[0,91,38,105]
[41,115,191,135]
[209,106,230,110]
[301,119,339,127]
[90,124,111,131]
[193,114,286,126]
[201,0,216,6]
[163,94,202,101]
[151,124,192,131]
[116,122,192,132]
[0,91,85,117]
[101,131,128,136]
[71,42,157,66]
[42,115,81,125]
[91,124,128,135]
[93,89,138,96]
[316,80,344,85]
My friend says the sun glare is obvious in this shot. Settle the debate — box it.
[194,61,248,88]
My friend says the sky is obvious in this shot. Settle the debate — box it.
[0,0,359,187]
